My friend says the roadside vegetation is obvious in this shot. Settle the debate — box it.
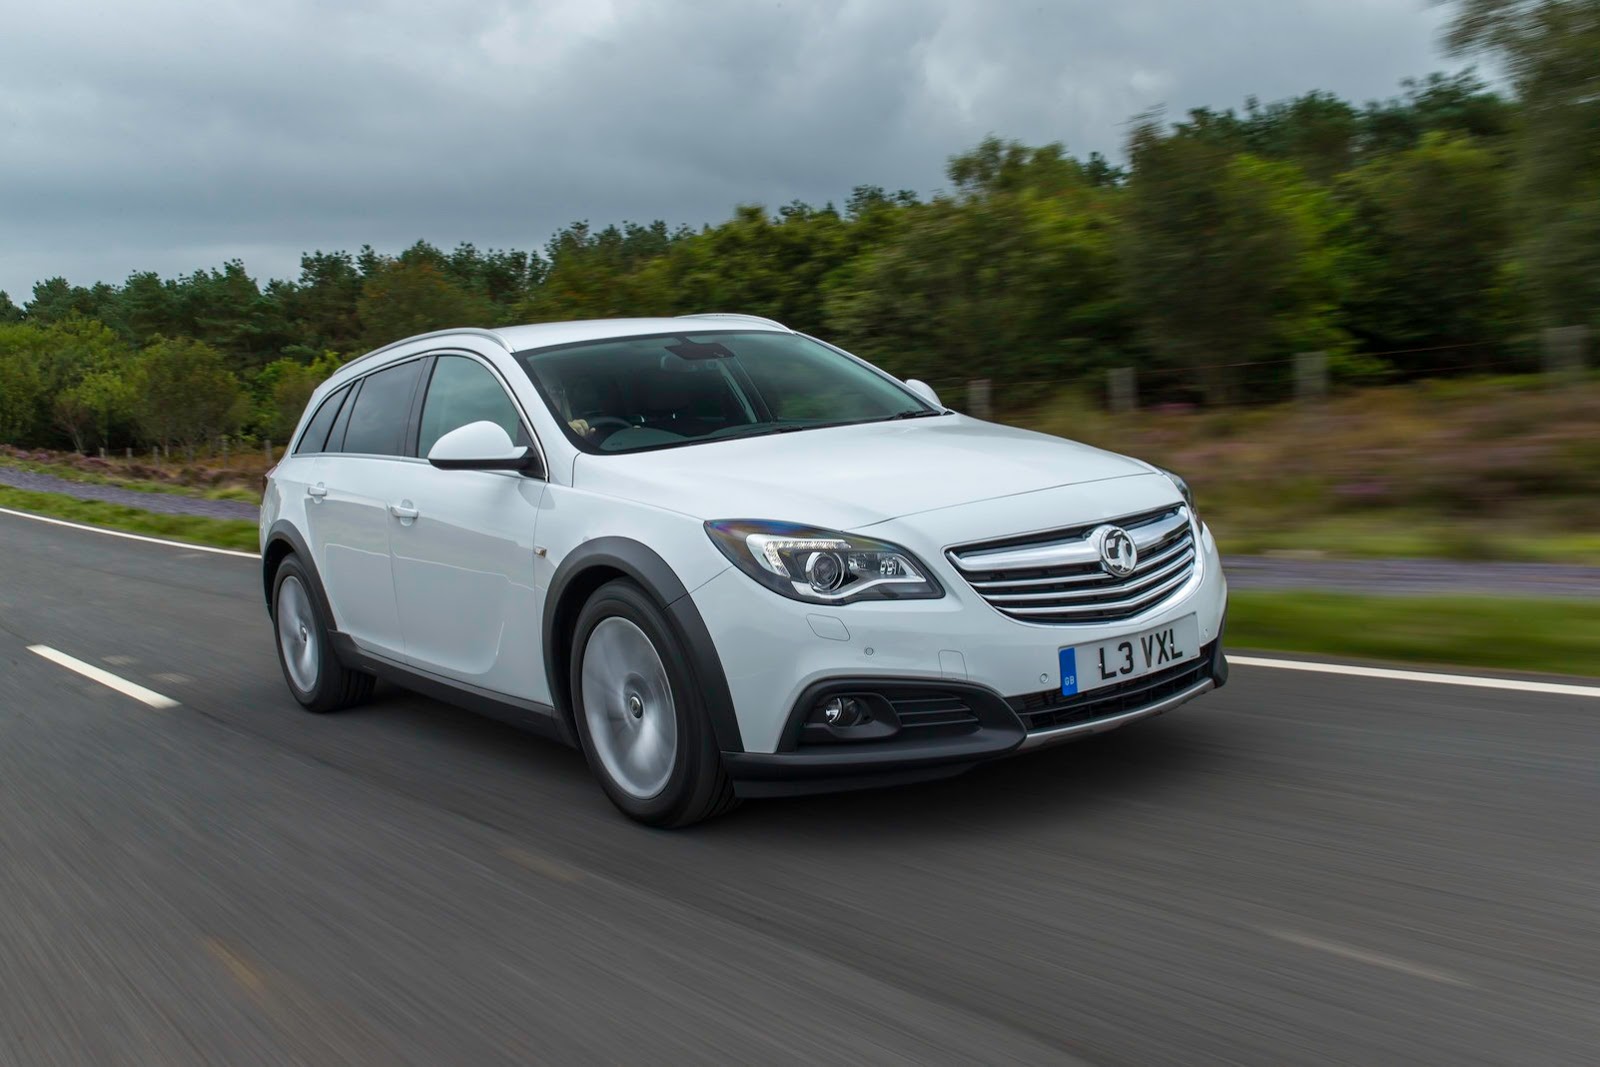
[0,486,258,551]
[0,445,263,500]
[1031,374,1600,564]
[5,371,1599,566]
[1229,591,1600,678]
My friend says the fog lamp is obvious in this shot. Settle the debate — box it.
[819,696,867,728]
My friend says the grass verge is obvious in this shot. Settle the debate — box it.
[0,486,259,552]
[1229,591,1600,678]
[0,454,261,501]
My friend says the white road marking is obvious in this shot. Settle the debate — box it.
[1264,928,1472,987]
[1230,654,1600,699]
[0,505,257,559]
[28,645,181,709]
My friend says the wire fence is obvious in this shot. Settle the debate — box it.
[915,328,1593,419]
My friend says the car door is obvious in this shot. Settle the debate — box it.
[303,356,427,661]
[389,352,550,703]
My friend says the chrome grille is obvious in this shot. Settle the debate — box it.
[946,505,1197,624]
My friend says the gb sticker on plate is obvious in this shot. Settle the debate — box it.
[1059,647,1079,696]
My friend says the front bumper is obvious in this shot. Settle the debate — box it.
[723,636,1227,798]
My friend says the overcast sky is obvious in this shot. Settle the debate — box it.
[0,0,1462,300]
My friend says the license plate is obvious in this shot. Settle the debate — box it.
[1059,615,1200,696]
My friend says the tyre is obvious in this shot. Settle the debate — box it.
[271,552,374,713]
[570,579,739,827]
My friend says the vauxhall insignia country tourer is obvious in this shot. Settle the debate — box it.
[262,314,1228,825]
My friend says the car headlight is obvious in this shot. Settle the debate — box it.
[705,520,943,604]
[1159,468,1199,522]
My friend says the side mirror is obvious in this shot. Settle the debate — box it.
[427,421,540,474]
[904,379,943,409]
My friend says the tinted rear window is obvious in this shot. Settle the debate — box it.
[341,359,425,456]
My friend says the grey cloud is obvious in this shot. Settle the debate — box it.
[1,0,1456,299]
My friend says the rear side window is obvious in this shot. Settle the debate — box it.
[417,356,530,457]
[294,384,350,455]
[340,359,425,456]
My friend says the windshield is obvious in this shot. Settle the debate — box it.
[515,331,940,454]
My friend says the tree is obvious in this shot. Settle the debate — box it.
[127,337,242,452]
[1358,71,1515,157]
[284,250,364,354]
[25,277,119,326]
[257,351,344,441]
[0,324,48,444]
[1122,125,1345,401]
[1336,132,1514,360]
[0,291,23,323]
[357,259,494,350]
[826,164,1127,388]
[54,369,132,453]
[516,220,688,323]
[1445,0,1600,324]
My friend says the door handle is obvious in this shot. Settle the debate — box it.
[389,502,419,521]
[307,483,328,499]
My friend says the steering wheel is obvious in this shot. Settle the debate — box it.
[580,415,634,431]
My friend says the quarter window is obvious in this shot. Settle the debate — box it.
[340,359,425,456]
[294,384,350,454]
[418,356,530,457]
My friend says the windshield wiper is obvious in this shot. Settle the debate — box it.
[885,408,948,420]
[714,420,863,441]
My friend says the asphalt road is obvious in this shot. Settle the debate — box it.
[2,510,1598,1065]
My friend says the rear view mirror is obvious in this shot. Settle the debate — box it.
[904,379,943,409]
[427,421,540,474]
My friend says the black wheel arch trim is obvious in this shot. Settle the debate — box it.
[544,536,744,753]
[262,521,339,631]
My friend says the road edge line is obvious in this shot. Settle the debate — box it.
[1230,654,1600,698]
[0,505,257,559]
[28,645,182,709]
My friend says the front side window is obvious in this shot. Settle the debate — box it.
[340,359,425,456]
[417,356,530,457]
[516,331,937,454]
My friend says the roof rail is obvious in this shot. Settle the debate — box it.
[342,326,511,369]
[675,312,792,332]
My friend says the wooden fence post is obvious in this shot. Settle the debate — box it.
[1542,326,1588,381]
[1107,367,1137,414]
[966,379,993,421]
[1295,351,1329,401]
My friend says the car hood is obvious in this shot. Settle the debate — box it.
[572,414,1155,529]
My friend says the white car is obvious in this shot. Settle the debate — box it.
[262,314,1228,825]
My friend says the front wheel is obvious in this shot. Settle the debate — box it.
[570,579,738,827]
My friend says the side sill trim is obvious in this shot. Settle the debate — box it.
[329,633,573,746]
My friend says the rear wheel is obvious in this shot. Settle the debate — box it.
[570,579,738,827]
[272,553,373,713]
